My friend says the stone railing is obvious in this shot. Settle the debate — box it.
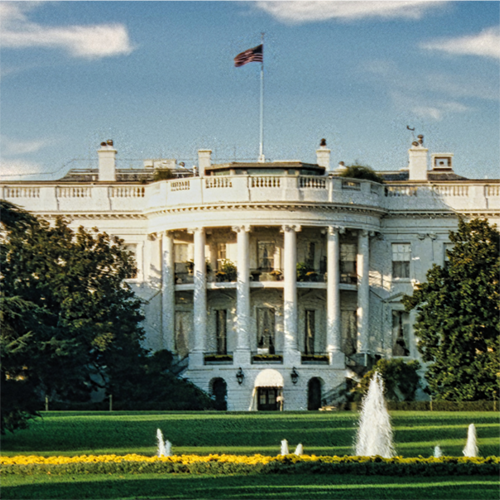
[1,177,499,214]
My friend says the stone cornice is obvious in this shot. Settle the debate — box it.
[144,202,388,218]
[37,212,147,220]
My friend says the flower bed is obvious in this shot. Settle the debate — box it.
[1,454,498,476]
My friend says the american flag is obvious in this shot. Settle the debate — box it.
[234,44,263,67]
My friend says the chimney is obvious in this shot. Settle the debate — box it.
[98,140,117,182]
[198,149,212,177]
[408,135,428,181]
[316,138,331,171]
[334,161,347,174]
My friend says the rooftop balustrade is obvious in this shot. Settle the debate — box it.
[1,176,499,214]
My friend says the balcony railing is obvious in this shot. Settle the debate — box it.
[204,352,233,365]
[251,350,283,364]
[301,353,330,364]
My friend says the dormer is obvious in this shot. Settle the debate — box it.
[431,153,454,171]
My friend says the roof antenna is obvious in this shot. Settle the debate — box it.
[406,125,415,142]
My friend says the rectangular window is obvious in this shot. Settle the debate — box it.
[304,310,315,354]
[392,243,411,279]
[174,244,188,263]
[216,243,227,271]
[175,311,191,359]
[340,243,357,283]
[257,307,276,353]
[258,242,275,271]
[341,310,357,355]
[392,311,410,357]
[215,309,227,354]
[306,242,316,269]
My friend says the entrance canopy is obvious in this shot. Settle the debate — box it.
[254,369,284,388]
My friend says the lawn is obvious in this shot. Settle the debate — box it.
[2,411,498,500]
[2,473,498,500]
[2,411,499,457]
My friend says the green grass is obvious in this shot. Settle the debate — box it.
[2,473,498,499]
[2,411,499,458]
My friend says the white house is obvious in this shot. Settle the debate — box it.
[2,136,499,410]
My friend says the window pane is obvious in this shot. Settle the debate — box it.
[392,311,410,356]
[174,244,188,263]
[216,310,227,354]
[341,310,357,355]
[258,242,275,271]
[257,308,275,352]
[305,310,315,354]
[392,243,411,261]
[393,261,410,279]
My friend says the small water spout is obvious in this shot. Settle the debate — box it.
[157,429,167,457]
[354,372,395,458]
[165,440,172,457]
[281,439,289,455]
[463,424,479,457]
[433,445,443,458]
[294,443,304,456]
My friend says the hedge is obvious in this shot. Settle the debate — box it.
[2,454,498,476]
[346,401,498,412]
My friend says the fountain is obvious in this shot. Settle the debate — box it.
[463,424,479,457]
[280,439,289,455]
[433,445,443,458]
[294,443,304,456]
[354,372,395,458]
[157,429,167,457]
[165,440,172,457]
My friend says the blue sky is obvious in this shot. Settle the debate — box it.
[1,1,499,180]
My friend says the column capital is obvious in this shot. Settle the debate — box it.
[281,224,302,233]
[359,229,369,237]
[232,225,251,233]
[327,225,346,235]
[187,227,204,235]
[148,232,158,241]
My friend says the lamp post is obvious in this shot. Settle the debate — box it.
[236,367,244,385]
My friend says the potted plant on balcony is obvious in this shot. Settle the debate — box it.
[297,261,312,282]
[216,260,236,282]
[269,269,282,281]
[305,271,318,282]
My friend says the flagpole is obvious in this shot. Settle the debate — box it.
[258,33,265,162]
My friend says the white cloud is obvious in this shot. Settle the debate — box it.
[0,159,45,179]
[391,91,471,121]
[254,1,447,24]
[1,136,51,156]
[0,2,134,59]
[421,26,500,60]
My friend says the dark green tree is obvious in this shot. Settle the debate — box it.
[1,201,214,432]
[351,358,421,402]
[402,218,500,401]
[340,164,384,184]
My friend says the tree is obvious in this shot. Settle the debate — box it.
[402,218,500,401]
[1,201,214,433]
[351,358,421,402]
[340,164,384,184]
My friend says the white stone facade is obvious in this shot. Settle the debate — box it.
[2,139,499,410]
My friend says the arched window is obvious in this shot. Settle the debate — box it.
[210,378,227,410]
[307,377,322,410]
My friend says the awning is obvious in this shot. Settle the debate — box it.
[254,369,284,388]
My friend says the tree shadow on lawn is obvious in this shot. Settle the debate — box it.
[3,475,498,500]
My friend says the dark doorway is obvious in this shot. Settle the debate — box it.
[308,378,322,410]
[257,387,278,411]
[211,378,227,410]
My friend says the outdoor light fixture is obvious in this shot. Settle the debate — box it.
[291,367,299,385]
[236,367,244,385]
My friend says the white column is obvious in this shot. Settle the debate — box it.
[161,231,175,352]
[191,227,206,367]
[136,241,144,281]
[283,224,301,365]
[233,225,251,365]
[327,226,345,367]
[357,230,370,357]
